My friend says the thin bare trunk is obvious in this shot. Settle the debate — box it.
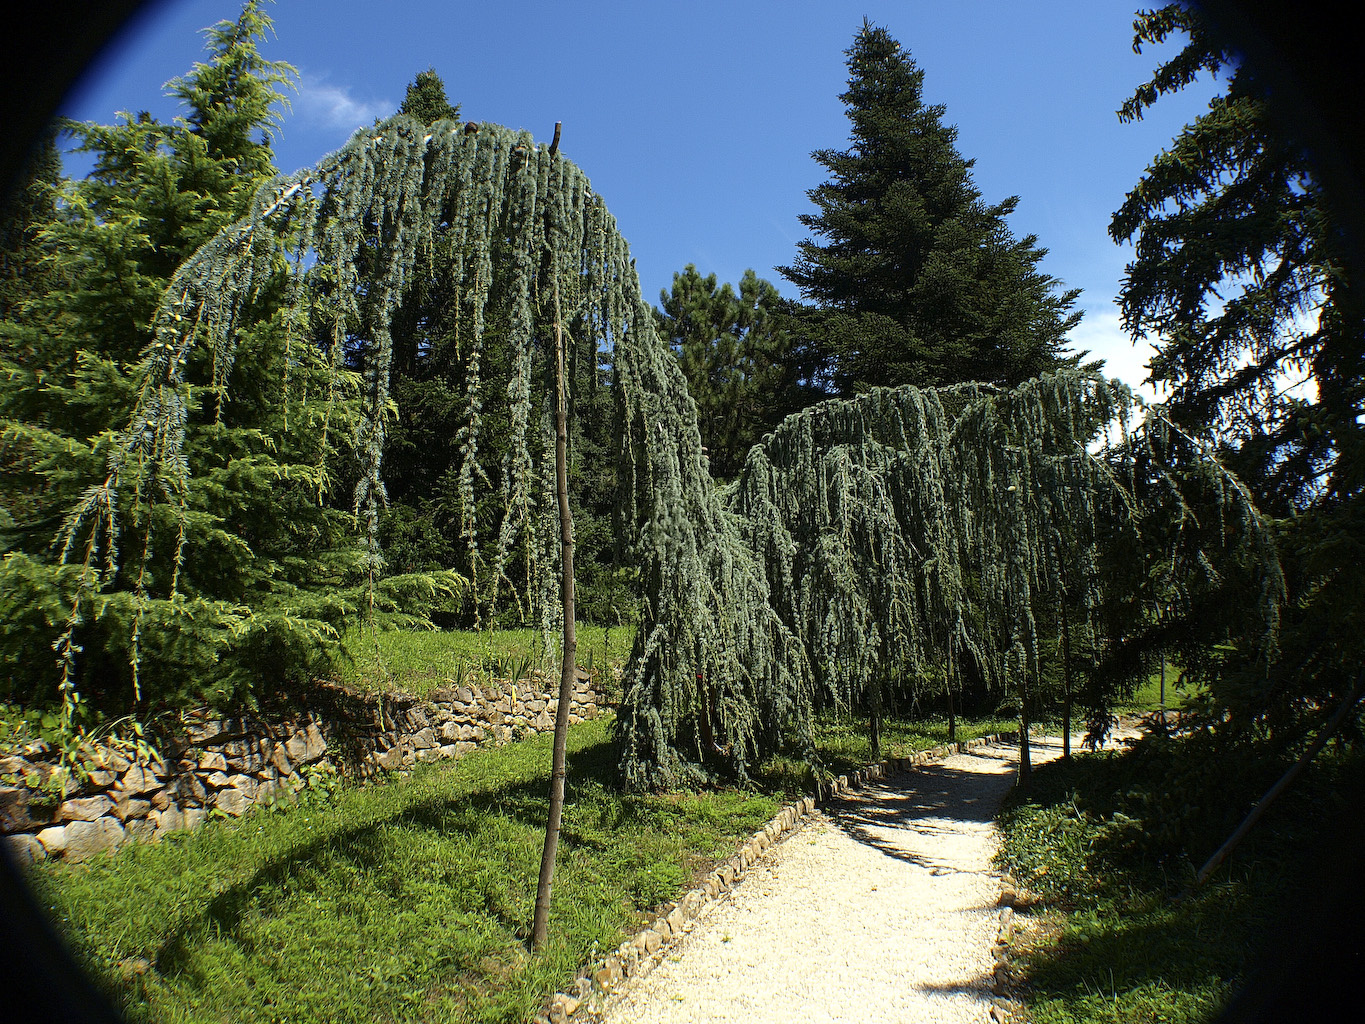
[1194,679,1362,888]
[1017,671,1032,789]
[950,644,960,742]
[869,684,882,760]
[531,207,574,950]
[946,680,956,743]
[1159,657,1167,724]
[1060,594,1073,759]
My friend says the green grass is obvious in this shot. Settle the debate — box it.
[757,710,1016,791]
[31,716,775,1024]
[1116,659,1196,715]
[333,623,638,700]
[994,742,1359,1024]
[32,697,1016,1023]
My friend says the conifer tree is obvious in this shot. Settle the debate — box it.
[657,265,801,479]
[0,133,59,322]
[1112,4,1365,739]
[399,68,460,125]
[371,71,625,628]
[57,38,1282,809]
[0,3,460,732]
[780,22,1083,394]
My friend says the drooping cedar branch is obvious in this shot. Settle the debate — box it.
[60,114,1285,799]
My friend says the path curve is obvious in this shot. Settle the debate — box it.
[599,735,1086,1024]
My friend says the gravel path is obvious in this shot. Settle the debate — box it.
[600,735,1081,1024]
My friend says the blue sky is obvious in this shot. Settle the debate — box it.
[61,0,1223,398]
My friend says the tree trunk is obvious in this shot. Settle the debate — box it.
[531,263,575,951]
[946,679,956,743]
[1060,595,1073,760]
[1194,679,1363,888]
[1155,601,1167,726]
[869,682,882,760]
[1017,671,1032,790]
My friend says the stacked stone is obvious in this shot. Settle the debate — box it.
[0,714,329,864]
[2,670,604,865]
[360,667,598,774]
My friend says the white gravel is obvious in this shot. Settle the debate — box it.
[600,735,1084,1024]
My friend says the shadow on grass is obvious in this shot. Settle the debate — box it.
[1021,888,1257,1001]
[151,738,619,980]
[991,740,1365,1024]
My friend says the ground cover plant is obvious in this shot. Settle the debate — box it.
[994,733,1365,1023]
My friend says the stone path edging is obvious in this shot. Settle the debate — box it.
[541,731,1018,1024]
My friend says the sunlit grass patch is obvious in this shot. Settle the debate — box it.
[756,710,1017,792]
[333,622,637,700]
[32,716,773,1024]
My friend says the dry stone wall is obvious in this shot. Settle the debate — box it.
[1,668,602,865]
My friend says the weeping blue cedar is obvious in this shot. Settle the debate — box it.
[57,115,1283,788]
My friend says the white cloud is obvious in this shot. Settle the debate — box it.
[294,73,393,133]
[1068,305,1165,405]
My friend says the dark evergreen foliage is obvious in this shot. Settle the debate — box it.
[0,4,457,739]
[1112,4,1365,739]
[370,71,627,628]
[656,265,805,479]
[780,22,1084,394]
[398,69,460,125]
[0,133,59,321]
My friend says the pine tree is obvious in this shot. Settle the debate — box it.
[399,68,460,125]
[0,133,60,322]
[657,265,800,479]
[1112,4,1365,737]
[780,22,1083,394]
[0,3,461,732]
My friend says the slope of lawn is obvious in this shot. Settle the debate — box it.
[333,623,636,701]
[31,716,776,1024]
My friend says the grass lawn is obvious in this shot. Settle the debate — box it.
[757,711,1017,791]
[30,671,1018,1024]
[1117,659,1196,715]
[994,742,1364,1024]
[31,716,776,1024]
[333,623,637,700]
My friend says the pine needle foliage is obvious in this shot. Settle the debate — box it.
[1112,4,1365,739]
[0,3,402,738]
[780,21,1084,395]
[615,370,1285,787]
[59,101,1283,788]
[53,114,631,718]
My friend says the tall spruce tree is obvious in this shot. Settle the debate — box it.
[780,22,1083,394]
